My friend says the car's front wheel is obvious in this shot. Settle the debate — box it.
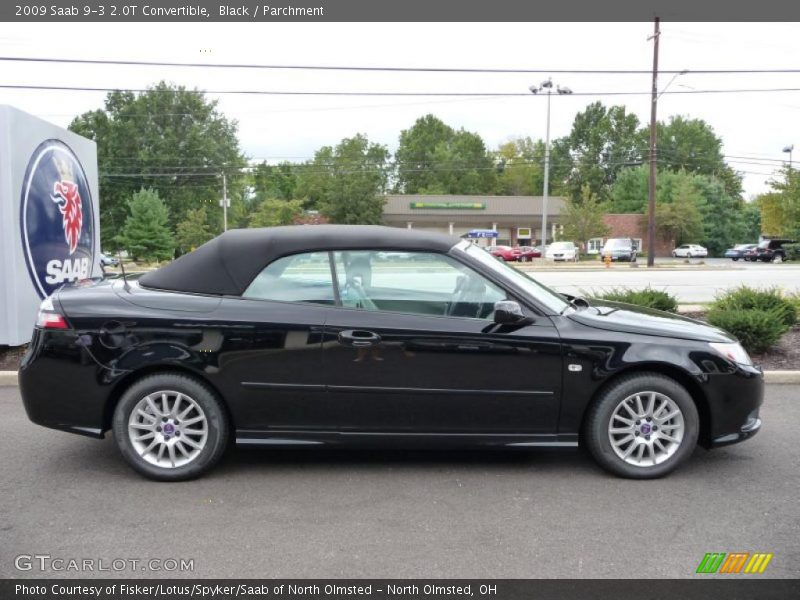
[584,373,699,479]
[112,373,229,481]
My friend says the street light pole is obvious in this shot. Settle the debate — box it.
[542,87,551,251]
[530,79,572,251]
[784,144,794,169]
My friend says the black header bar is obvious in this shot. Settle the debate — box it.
[3,0,800,22]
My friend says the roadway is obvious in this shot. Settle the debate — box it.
[529,262,800,303]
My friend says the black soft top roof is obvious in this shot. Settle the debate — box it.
[138,225,460,296]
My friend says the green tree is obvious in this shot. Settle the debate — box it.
[176,207,214,252]
[395,114,496,194]
[249,198,304,228]
[655,179,704,246]
[493,137,571,196]
[610,167,748,254]
[394,114,453,193]
[563,102,642,201]
[252,162,298,201]
[118,188,175,261]
[693,175,747,256]
[69,82,245,248]
[644,115,742,197]
[758,192,784,237]
[740,199,762,242]
[561,185,610,250]
[760,167,800,239]
[296,134,389,224]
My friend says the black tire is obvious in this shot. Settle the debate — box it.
[583,372,699,479]
[772,253,784,263]
[112,372,229,481]
[732,257,739,261]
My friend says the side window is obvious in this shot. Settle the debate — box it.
[243,252,335,304]
[332,250,506,319]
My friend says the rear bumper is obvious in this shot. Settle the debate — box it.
[19,328,109,439]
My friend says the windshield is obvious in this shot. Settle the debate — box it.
[549,242,573,250]
[603,239,631,250]
[758,240,770,248]
[458,241,569,314]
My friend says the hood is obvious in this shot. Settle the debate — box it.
[568,299,735,343]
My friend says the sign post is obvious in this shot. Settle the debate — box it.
[0,105,100,345]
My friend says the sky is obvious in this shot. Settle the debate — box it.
[1,21,798,198]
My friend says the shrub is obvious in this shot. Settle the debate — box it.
[592,286,678,313]
[789,292,800,315]
[712,286,797,328]
[783,243,800,261]
[707,309,787,354]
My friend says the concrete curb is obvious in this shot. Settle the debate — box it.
[0,371,18,387]
[762,371,800,384]
[1,369,799,386]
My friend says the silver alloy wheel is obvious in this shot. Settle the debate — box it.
[607,391,685,467]
[127,390,208,469]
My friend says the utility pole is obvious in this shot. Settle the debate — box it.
[647,17,660,267]
[222,172,228,232]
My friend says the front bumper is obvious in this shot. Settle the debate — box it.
[703,365,764,449]
[711,413,762,447]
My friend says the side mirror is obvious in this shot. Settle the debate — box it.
[493,300,531,325]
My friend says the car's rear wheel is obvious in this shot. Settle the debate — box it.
[112,373,229,481]
[584,373,699,479]
[772,253,784,263]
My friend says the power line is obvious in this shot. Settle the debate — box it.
[4,83,800,97]
[2,55,800,75]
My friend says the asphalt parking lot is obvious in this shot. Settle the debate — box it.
[1,384,798,579]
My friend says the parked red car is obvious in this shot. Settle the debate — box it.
[518,246,542,261]
[488,245,522,261]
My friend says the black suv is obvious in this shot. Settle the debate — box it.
[755,239,797,262]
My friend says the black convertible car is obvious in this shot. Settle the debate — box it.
[20,225,763,481]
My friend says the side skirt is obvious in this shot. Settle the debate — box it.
[235,430,579,450]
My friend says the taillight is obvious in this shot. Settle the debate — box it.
[36,297,69,330]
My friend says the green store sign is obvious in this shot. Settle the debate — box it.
[409,202,486,210]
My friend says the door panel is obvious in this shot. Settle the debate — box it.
[323,310,562,433]
[214,295,332,431]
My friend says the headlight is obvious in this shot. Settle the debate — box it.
[709,342,752,366]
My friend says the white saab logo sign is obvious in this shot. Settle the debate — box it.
[20,139,95,298]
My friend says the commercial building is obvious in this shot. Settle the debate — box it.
[382,194,567,246]
[382,195,675,256]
